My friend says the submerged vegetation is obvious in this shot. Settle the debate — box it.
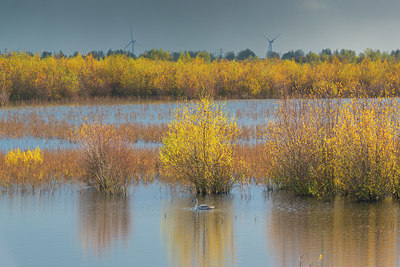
[2,52,400,104]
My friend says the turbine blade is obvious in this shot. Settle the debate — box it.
[130,24,133,41]
[123,41,132,51]
[264,35,271,42]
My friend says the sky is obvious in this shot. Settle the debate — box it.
[0,0,399,57]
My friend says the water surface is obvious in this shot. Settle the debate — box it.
[0,99,277,126]
[1,184,400,266]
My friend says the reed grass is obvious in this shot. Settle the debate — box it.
[0,148,81,189]
[0,147,159,190]
[0,114,264,142]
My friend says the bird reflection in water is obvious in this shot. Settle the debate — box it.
[161,197,236,267]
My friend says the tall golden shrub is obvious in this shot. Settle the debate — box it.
[159,97,239,194]
[330,100,400,200]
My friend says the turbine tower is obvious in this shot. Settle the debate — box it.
[123,24,136,57]
[264,34,280,57]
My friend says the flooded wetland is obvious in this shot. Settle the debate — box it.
[1,99,400,266]
[2,184,400,266]
[3,0,400,263]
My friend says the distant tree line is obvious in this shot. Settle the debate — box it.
[2,47,400,63]
[2,51,400,104]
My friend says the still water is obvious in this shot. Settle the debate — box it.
[0,99,276,126]
[1,183,400,266]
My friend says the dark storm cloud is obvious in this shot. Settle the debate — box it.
[0,0,399,56]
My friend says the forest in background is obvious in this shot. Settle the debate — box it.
[1,50,400,104]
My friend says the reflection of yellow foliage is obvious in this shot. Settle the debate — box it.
[268,195,399,266]
[161,198,235,267]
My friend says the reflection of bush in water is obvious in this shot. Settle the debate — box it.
[78,191,131,255]
[268,194,400,266]
[161,198,236,267]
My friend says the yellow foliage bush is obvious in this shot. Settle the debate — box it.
[5,147,43,167]
[265,98,400,201]
[3,147,44,185]
[330,100,399,200]
[265,100,336,197]
[159,97,239,194]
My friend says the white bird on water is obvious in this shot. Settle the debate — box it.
[192,197,214,211]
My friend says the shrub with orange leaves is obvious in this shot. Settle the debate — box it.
[75,122,133,195]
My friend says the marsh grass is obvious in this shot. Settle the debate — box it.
[0,106,264,142]
[234,143,266,182]
[0,146,159,190]
[5,96,400,201]
[0,148,81,189]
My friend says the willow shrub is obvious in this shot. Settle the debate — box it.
[331,100,400,201]
[159,97,239,194]
[76,123,132,195]
[265,99,338,198]
[265,98,400,201]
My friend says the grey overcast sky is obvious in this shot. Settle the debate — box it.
[0,0,399,57]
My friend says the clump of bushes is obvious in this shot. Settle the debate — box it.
[265,100,337,198]
[3,52,400,102]
[76,122,132,195]
[159,97,239,194]
[2,147,44,186]
[265,98,400,201]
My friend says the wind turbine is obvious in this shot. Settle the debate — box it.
[264,34,280,57]
[123,24,136,57]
